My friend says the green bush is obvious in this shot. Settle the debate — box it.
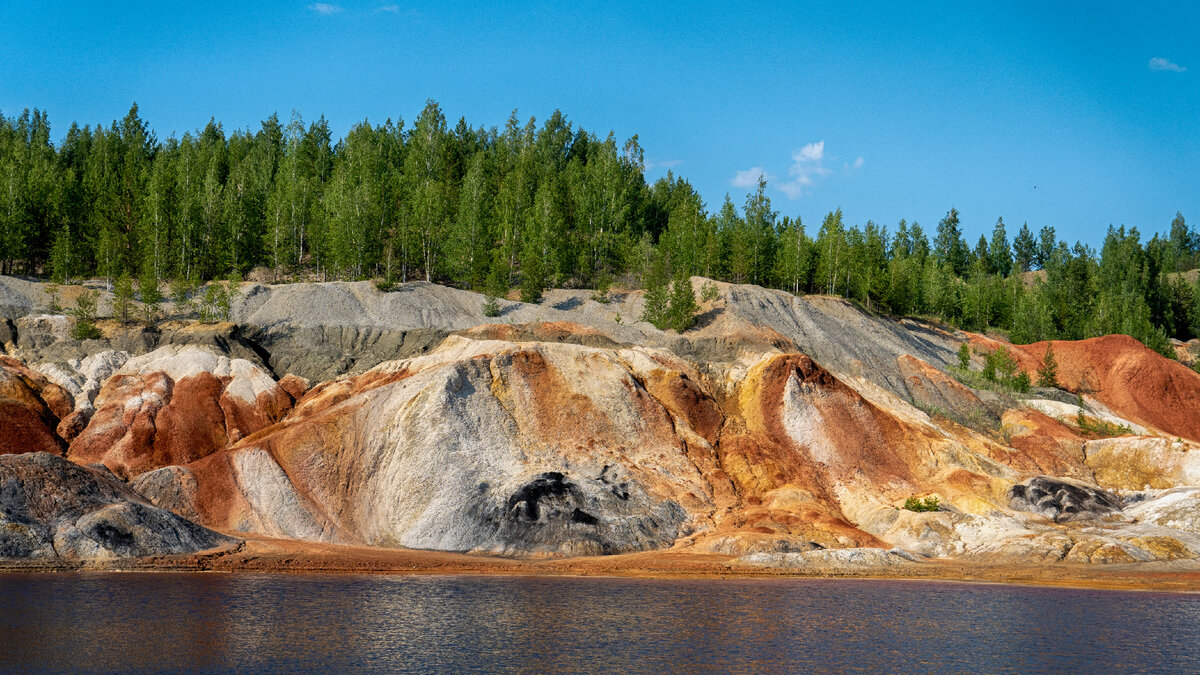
[903,496,941,512]
[69,289,101,340]
[44,282,62,314]
[700,281,720,303]
[957,342,971,370]
[1011,370,1031,393]
[482,296,500,318]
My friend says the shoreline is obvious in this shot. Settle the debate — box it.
[5,537,1200,594]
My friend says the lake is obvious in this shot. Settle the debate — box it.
[1,573,1197,673]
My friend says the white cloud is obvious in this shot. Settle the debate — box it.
[777,140,833,198]
[309,3,344,15]
[731,167,770,188]
[378,4,400,11]
[792,141,824,163]
[646,158,683,171]
[733,141,861,199]
[1149,57,1186,72]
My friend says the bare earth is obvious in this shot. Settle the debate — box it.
[4,538,1200,593]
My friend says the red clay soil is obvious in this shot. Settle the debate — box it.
[1017,335,1200,443]
[68,371,295,480]
[0,357,71,456]
[1002,408,1089,478]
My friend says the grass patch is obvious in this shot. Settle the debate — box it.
[1075,411,1132,437]
[910,397,1000,437]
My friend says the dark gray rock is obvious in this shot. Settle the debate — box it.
[0,452,235,559]
[484,469,688,557]
[130,465,201,521]
[247,324,448,381]
[1009,476,1123,523]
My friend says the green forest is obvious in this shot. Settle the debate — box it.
[1,102,1198,355]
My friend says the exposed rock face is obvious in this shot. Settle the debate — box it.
[732,547,924,569]
[0,452,233,559]
[1085,437,1200,490]
[67,345,294,479]
[1008,476,1123,522]
[172,338,709,556]
[897,354,999,427]
[6,275,1200,567]
[0,356,72,456]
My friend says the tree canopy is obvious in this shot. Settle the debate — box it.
[1,103,1198,353]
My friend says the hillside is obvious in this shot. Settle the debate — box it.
[4,274,1200,578]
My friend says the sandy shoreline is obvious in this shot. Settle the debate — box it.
[4,537,1200,593]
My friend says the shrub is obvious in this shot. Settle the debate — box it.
[1011,370,1032,393]
[375,279,396,292]
[170,277,195,317]
[903,496,941,513]
[665,274,699,332]
[139,270,162,324]
[992,346,1018,381]
[591,274,613,304]
[957,342,971,370]
[69,290,101,340]
[700,281,720,303]
[981,351,997,381]
[44,282,62,314]
[198,283,231,323]
[482,296,500,318]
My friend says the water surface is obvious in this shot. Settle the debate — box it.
[1,573,1196,673]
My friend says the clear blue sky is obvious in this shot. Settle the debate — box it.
[1,1,1196,246]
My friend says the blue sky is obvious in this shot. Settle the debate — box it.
[1,1,1196,246]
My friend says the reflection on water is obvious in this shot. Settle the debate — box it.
[1,573,1198,673]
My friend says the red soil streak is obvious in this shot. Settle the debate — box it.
[1017,335,1200,443]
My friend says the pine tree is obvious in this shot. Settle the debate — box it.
[640,252,670,328]
[44,282,62,314]
[934,207,969,276]
[1036,344,1059,388]
[112,274,135,324]
[665,273,699,332]
[989,217,1012,276]
[1013,222,1037,273]
[138,266,162,323]
[70,290,101,340]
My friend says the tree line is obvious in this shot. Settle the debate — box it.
[1,103,1198,354]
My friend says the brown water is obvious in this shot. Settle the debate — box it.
[1,573,1197,673]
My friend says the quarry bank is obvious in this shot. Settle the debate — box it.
[4,275,1200,587]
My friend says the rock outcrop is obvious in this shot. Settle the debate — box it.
[0,452,234,559]
[0,356,72,456]
[67,345,294,479]
[165,338,711,556]
[4,275,1200,569]
[1008,476,1123,522]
